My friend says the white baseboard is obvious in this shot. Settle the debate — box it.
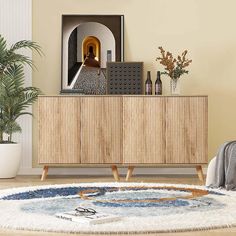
[18,167,207,176]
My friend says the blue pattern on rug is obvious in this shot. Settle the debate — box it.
[1,187,99,200]
[2,186,224,201]
[0,184,233,234]
[2,186,226,217]
[19,194,224,217]
[1,186,222,218]
[2,187,75,200]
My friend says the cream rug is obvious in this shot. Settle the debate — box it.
[0,182,235,234]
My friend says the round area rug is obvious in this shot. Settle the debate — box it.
[0,182,235,234]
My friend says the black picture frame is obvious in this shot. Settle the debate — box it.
[61,14,124,93]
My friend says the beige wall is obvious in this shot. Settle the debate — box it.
[32,0,236,165]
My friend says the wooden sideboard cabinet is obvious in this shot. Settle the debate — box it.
[38,95,208,181]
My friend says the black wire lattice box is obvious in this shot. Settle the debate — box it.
[106,62,143,94]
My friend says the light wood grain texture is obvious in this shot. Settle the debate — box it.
[40,166,48,181]
[165,97,208,164]
[80,97,122,164]
[126,166,135,181]
[38,97,80,164]
[196,165,204,182]
[38,96,207,180]
[111,165,120,181]
[123,97,166,164]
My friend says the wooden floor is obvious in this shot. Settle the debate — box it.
[0,175,235,236]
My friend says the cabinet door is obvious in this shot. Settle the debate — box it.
[80,97,122,164]
[165,97,208,164]
[123,97,166,164]
[38,97,80,164]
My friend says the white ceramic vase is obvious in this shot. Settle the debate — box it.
[0,143,21,178]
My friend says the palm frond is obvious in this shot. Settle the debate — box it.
[0,35,42,75]
[1,65,25,97]
[0,35,42,142]
[0,35,7,62]
[4,121,22,135]
[0,63,41,142]
[4,52,34,68]
[14,112,33,120]
[0,35,7,74]
[10,40,42,55]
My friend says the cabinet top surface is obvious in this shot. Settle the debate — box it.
[39,95,208,98]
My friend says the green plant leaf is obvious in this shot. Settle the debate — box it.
[10,40,42,55]
[0,35,42,142]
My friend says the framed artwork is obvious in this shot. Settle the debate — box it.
[61,15,124,93]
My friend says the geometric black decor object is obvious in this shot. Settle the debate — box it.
[106,62,143,94]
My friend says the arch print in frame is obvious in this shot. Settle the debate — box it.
[61,15,124,93]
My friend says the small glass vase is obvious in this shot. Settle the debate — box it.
[170,78,180,95]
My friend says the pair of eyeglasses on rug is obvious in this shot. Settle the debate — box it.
[74,207,97,216]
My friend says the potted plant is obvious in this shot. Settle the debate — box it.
[0,34,41,178]
[156,47,192,95]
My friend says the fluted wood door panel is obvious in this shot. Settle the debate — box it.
[38,97,80,164]
[165,97,208,164]
[80,97,122,164]
[38,96,207,167]
[123,97,166,164]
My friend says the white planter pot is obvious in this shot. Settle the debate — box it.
[0,143,21,178]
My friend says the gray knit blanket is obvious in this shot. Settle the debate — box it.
[208,141,236,190]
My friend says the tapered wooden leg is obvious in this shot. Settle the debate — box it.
[196,165,204,182]
[41,166,49,181]
[111,165,120,182]
[126,166,135,181]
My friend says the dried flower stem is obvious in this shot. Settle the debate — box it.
[156,47,192,80]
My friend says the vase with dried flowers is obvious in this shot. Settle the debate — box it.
[156,47,192,95]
